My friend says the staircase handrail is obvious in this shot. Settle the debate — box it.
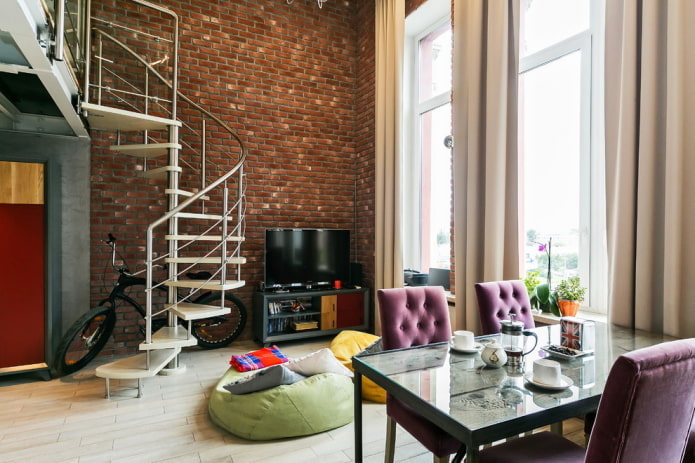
[90,28,245,153]
[83,0,179,117]
[144,151,245,344]
[85,6,247,351]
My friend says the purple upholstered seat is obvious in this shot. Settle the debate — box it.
[474,280,535,335]
[478,338,695,463]
[377,286,464,462]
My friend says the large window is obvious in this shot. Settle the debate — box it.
[519,0,606,312]
[403,0,452,275]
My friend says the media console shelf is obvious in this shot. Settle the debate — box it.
[253,287,370,346]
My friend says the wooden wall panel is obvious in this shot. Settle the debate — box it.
[0,161,44,205]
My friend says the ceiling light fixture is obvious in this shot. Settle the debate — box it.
[286,0,328,8]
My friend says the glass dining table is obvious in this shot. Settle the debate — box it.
[351,322,675,463]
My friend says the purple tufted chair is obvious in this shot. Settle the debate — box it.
[474,280,535,335]
[478,338,695,463]
[377,286,464,463]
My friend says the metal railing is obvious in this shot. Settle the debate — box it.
[77,0,246,363]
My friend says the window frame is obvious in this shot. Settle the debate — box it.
[518,0,606,313]
[403,4,451,272]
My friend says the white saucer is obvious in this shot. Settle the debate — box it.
[523,372,573,390]
[450,341,484,354]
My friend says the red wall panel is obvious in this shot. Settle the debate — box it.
[336,292,364,329]
[0,204,45,368]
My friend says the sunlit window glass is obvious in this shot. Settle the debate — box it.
[521,0,590,58]
[419,22,451,102]
[521,51,581,284]
[420,103,452,270]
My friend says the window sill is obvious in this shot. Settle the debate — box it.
[533,310,607,326]
[443,292,606,326]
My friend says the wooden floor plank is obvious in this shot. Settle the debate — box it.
[0,339,587,462]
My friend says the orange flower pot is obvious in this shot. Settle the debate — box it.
[558,300,580,317]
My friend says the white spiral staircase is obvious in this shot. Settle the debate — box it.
[77,0,247,396]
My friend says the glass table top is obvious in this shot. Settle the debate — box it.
[353,323,674,436]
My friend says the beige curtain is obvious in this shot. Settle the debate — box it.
[452,0,521,332]
[605,0,695,338]
[374,0,404,334]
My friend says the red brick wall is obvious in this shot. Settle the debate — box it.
[88,0,375,354]
[355,0,376,317]
[407,0,431,16]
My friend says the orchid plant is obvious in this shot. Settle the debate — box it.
[536,237,552,289]
[526,237,560,316]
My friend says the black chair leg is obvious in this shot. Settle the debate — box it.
[452,444,467,463]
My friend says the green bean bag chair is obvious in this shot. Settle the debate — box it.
[209,365,353,440]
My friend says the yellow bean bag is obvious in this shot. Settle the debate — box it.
[329,330,386,403]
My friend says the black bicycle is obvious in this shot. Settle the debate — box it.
[53,234,247,376]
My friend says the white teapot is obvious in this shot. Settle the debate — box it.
[481,341,507,368]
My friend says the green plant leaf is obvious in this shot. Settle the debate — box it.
[535,283,550,303]
[549,294,561,317]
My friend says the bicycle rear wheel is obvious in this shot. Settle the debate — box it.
[190,292,247,348]
[52,305,116,376]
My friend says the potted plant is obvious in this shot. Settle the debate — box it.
[524,270,560,316]
[530,282,560,316]
[553,276,586,317]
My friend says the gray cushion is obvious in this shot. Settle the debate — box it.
[223,364,306,395]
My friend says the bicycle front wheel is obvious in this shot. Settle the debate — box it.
[190,292,247,348]
[52,305,116,376]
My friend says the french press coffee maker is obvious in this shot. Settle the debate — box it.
[500,314,538,367]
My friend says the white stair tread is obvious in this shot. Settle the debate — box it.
[165,234,245,242]
[168,302,231,320]
[109,143,181,158]
[165,189,210,201]
[175,212,234,221]
[95,348,181,380]
[165,279,245,291]
[138,165,183,179]
[165,256,246,264]
[82,102,181,131]
[138,326,198,350]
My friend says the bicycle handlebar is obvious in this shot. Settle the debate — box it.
[103,233,165,277]
[104,233,130,274]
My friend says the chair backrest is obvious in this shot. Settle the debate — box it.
[377,286,452,350]
[585,338,695,463]
[474,280,535,335]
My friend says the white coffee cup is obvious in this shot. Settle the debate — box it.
[453,330,475,349]
[533,358,562,386]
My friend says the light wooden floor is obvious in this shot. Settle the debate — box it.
[0,339,585,462]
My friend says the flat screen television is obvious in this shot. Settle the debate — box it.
[264,228,351,290]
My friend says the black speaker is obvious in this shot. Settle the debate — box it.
[350,262,363,287]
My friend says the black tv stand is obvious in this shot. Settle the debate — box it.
[253,287,369,346]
